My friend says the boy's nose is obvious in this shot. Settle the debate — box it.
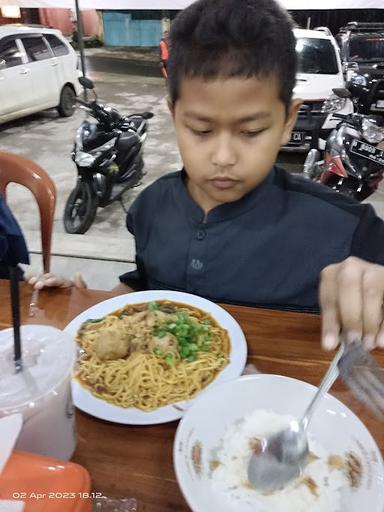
[211,135,237,168]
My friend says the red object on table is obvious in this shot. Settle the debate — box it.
[0,450,92,512]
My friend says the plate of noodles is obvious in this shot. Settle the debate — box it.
[64,290,247,424]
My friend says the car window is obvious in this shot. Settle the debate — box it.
[45,34,69,57]
[349,35,384,63]
[296,38,339,75]
[0,40,23,68]
[22,36,51,62]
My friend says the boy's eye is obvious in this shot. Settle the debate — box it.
[189,127,212,136]
[241,129,266,138]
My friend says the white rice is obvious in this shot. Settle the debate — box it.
[211,409,347,512]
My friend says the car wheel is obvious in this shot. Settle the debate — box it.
[57,85,76,117]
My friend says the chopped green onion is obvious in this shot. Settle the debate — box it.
[164,353,174,365]
[152,312,213,362]
[85,318,103,324]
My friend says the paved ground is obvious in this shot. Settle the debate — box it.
[1,57,384,289]
[85,47,160,77]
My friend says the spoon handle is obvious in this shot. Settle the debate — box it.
[301,343,345,430]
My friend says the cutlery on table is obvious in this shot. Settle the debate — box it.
[247,340,384,493]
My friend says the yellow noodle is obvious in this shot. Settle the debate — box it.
[75,300,230,411]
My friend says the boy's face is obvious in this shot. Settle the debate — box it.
[170,76,301,214]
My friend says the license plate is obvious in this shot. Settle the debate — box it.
[290,131,305,144]
[350,139,384,166]
[376,100,384,109]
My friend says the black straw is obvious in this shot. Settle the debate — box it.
[9,266,22,373]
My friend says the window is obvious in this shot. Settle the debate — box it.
[296,38,339,75]
[349,35,384,63]
[45,34,69,57]
[22,36,51,62]
[0,40,23,68]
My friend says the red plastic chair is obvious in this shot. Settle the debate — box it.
[0,152,56,273]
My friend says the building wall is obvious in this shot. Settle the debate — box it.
[38,8,100,37]
[39,8,72,36]
[0,16,19,25]
[103,10,162,47]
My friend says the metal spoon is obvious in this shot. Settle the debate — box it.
[247,343,345,493]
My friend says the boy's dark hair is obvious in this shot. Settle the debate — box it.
[168,0,297,110]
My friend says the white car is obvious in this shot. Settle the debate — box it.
[284,28,354,152]
[0,25,81,124]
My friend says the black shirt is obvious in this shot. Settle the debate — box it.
[120,167,384,311]
[0,193,29,279]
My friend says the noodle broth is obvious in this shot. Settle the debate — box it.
[75,300,230,411]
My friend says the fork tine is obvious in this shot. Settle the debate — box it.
[342,373,384,419]
[342,367,374,403]
[338,341,365,377]
[338,341,384,419]
[343,367,384,419]
[354,367,384,415]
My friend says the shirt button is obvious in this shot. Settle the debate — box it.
[191,259,204,270]
[196,230,206,240]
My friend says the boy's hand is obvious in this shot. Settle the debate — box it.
[24,272,87,290]
[320,257,384,351]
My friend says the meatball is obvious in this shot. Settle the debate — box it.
[94,326,131,360]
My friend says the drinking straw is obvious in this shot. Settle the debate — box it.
[9,266,22,373]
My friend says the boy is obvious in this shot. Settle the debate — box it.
[32,0,384,352]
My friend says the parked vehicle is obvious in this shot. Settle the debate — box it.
[283,27,353,152]
[336,22,384,115]
[0,24,81,124]
[63,77,153,234]
[303,88,384,201]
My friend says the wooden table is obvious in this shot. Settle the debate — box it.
[1,281,383,512]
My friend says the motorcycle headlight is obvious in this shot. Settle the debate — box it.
[362,118,384,144]
[75,151,96,167]
[321,94,347,113]
[350,73,367,87]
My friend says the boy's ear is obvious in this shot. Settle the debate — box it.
[281,99,302,146]
[167,96,175,119]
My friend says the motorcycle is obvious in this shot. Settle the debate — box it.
[63,77,153,234]
[303,88,384,201]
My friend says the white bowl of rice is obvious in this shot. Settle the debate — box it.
[173,374,384,512]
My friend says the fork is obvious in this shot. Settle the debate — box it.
[338,340,384,419]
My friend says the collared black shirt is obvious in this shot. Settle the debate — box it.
[120,167,384,312]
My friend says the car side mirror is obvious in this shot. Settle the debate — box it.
[0,59,6,70]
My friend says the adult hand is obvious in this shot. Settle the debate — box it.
[320,256,384,351]
[24,271,87,290]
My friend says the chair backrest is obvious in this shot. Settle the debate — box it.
[0,152,56,274]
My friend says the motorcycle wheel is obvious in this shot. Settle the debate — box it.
[64,181,98,234]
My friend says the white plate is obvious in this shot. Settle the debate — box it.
[64,290,247,425]
[174,375,384,512]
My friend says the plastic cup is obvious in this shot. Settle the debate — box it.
[0,325,76,460]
